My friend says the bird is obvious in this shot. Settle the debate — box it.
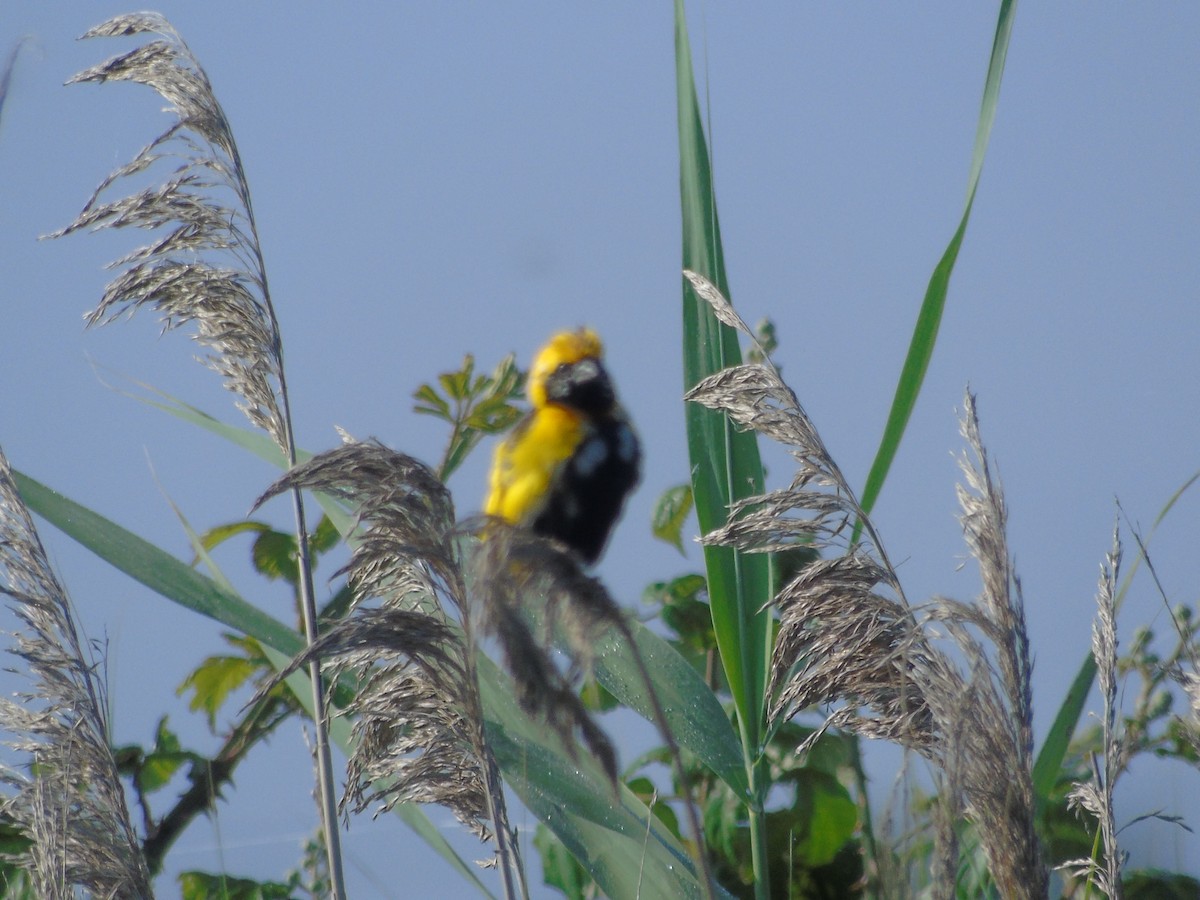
[484,328,640,565]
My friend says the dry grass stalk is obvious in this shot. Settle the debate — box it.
[0,448,153,898]
[252,442,511,865]
[53,13,286,451]
[255,439,645,895]
[1059,529,1127,897]
[683,269,1047,896]
[924,391,1045,896]
[56,15,345,892]
[683,269,939,758]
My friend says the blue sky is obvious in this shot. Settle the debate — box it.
[2,3,1199,896]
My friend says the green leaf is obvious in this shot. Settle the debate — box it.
[478,658,735,900]
[651,483,693,553]
[197,520,270,554]
[413,383,452,420]
[252,528,299,585]
[138,716,196,794]
[309,514,341,555]
[857,0,1018,520]
[533,824,590,900]
[1123,870,1200,900]
[179,871,294,900]
[465,396,521,433]
[626,775,683,835]
[591,614,745,796]
[178,636,265,731]
[747,319,778,365]
[675,0,773,779]
[439,356,475,401]
[645,573,716,655]
[791,771,858,867]
[13,470,306,658]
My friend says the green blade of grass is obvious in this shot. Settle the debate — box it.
[858,0,1018,520]
[675,4,775,895]
[674,0,772,766]
[119,379,360,533]
[14,470,305,656]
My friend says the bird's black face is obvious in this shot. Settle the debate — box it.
[543,356,615,414]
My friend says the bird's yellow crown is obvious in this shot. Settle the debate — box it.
[527,327,604,410]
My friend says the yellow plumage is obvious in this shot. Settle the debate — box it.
[485,404,585,525]
[484,327,639,564]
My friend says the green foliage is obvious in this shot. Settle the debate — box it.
[856,0,1017,525]
[177,635,270,732]
[652,483,694,553]
[413,352,524,481]
[1124,870,1200,900]
[179,871,295,900]
[644,572,716,658]
[746,319,778,367]
[534,825,591,900]
[114,717,203,796]
[0,822,34,899]
[11,4,1200,898]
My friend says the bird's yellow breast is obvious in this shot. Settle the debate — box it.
[484,404,587,526]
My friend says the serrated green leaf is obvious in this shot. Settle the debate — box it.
[465,399,521,433]
[438,359,474,400]
[652,482,693,553]
[178,651,262,732]
[252,528,299,584]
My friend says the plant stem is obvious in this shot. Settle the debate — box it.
[275,372,347,900]
[142,695,291,874]
[746,755,771,900]
[292,495,346,899]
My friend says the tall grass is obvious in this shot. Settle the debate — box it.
[0,6,1196,900]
